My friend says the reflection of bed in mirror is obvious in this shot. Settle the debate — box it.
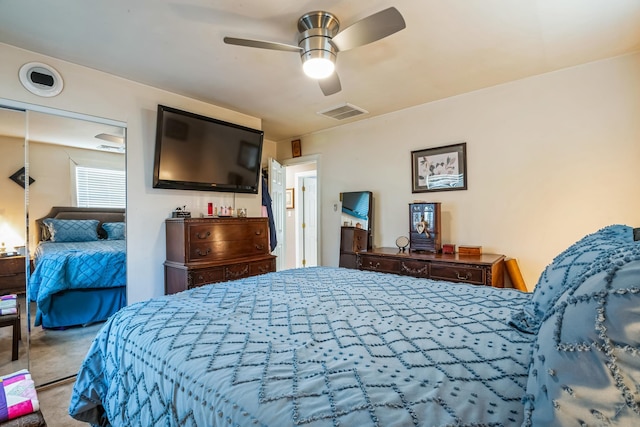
[29,207,126,329]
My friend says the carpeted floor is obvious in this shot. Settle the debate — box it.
[0,295,102,426]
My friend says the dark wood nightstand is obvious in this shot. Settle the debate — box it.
[0,256,28,295]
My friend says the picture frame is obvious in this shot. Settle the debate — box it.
[286,188,295,209]
[291,139,301,158]
[9,167,35,188]
[411,142,467,193]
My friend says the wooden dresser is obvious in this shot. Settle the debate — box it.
[0,256,28,295]
[357,247,505,287]
[164,217,276,294]
[339,226,369,269]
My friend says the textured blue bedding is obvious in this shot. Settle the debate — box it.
[29,240,126,327]
[70,267,533,426]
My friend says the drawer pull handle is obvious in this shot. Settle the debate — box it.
[456,271,472,280]
[196,231,211,239]
[255,244,265,251]
[195,248,211,256]
[401,263,428,275]
[255,230,262,235]
[368,262,381,270]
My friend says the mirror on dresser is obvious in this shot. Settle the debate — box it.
[0,104,127,387]
[338,191,373,269]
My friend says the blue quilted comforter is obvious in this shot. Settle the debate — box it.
[70,267,533,426]
[29,240,126,322]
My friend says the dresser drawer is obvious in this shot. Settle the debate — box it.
[249,258,276,276]
[430,263,485,285]
[359,255,401,274]
[224,262,251,281]
[189,238,269,262]
[188,266,224,288]
[189,222,266,243]
[0,257,27,294]
[399,260,430,278]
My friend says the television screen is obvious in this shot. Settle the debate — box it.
[153,105,264,193]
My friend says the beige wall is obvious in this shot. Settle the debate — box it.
[0,134,26,249]
[0,137,125,251]
[278,52,640,290]
[3,41,638,297]
[0,42,274,302]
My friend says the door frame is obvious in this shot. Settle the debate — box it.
[282,154,321,266]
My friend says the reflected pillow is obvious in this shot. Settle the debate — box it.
[102,222,125,240]
[523,242,640,426]
[509,225,633,333]
[42,219,99,242]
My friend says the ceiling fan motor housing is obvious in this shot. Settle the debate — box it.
[298,11,340,72]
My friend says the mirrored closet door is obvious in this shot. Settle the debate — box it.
[0,106,29,376]
[0,104,127,386]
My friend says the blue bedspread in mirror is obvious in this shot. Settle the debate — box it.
[69,267,533,426]
[28,240,126,327]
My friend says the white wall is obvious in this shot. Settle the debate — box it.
[0,42,275,302]
[279,52,640,290]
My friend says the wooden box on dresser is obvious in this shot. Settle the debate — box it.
[357,248,505,287]
[164,217,276,295]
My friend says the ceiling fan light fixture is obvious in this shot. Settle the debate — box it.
[303,55,335,79]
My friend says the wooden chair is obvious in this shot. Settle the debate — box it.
[0,302,20,361]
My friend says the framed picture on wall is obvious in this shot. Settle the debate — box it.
[411,142,467,193]
[9,167,35,188]
[291,139,301,158]
[286,188,295,209]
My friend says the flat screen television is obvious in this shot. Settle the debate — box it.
[153,105,264,193]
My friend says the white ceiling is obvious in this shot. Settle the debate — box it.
[1,0,639,142]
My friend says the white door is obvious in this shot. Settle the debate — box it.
[268,158,285,271]
[296,173,317,267]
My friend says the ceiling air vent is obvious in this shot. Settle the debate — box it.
[317,103,368,120]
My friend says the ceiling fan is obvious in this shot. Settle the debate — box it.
[223,7,406,96]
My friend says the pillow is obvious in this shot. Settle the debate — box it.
[102,222,125,240]
[509,225,633,333]
[522,242,640,426]
[42,218,99,242]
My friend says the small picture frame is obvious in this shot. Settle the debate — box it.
[286,188,295,209]
[411,142,467,193]
[9,167,35,188]
[291,139,301,158]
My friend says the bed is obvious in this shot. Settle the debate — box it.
[69,225,640,426]
[28,207,126,329]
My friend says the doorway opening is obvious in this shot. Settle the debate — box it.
[281,157,319,269]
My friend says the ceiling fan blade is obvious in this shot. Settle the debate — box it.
[331,7,406,52]
[223,37,302,53]
[319,73,341,96]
